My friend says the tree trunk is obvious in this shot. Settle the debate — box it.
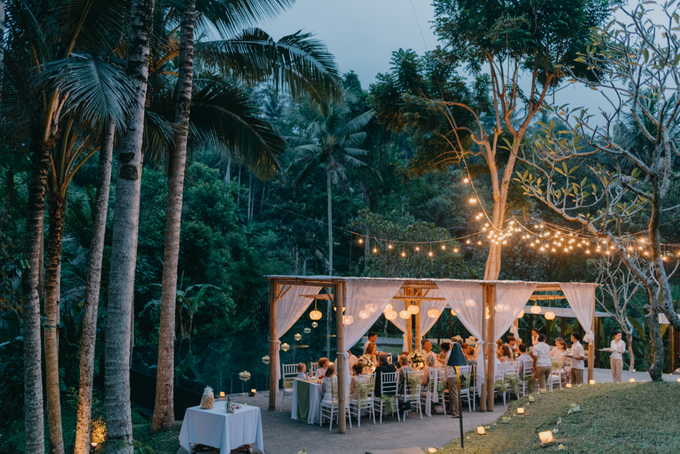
[326,171,333,274]
[483,200,505,280]
[645,304,665,382]
[247,171,252,224]
[74,121,115,454]
[363,230,369,273]
[105,0,155,451]
[152,0,195,432]
[0,165,13,235]
[626,331,635,371]
[22,134,51,454]
[44,197,66,454]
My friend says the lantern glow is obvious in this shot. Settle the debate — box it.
[539,431,554,444]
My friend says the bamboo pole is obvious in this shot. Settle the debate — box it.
[268,280,278,411]
[406,289,413,352]
[486,284,496,412]
[587,288,595,382]
[479,284,488,412]
[414,290,422,351]
[334,282,346,434]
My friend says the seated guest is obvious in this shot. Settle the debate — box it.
[550,338,568,362]
[517,343,533,379]
[421,354,437,387]
[465,346,477,365]
[348,349,359,372]
[374,353,397,396]
[316,357,329,378]
[496,339,504,358]
[365,342,378,365]
[498,345,513,363]
[397,355,413,395]
[321,366,336,403]
[506,335,518,357]
[438,342,450,365]
[531,329,540,346]
[296,363,309,379]
[349,363,364,399]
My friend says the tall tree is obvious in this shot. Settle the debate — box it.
[105,0,155,450]
[516,3,680,381]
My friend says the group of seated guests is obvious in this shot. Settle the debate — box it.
[296,357,331,380]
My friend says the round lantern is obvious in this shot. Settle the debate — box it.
[303,327,311,334]
[545,311,556,320]
[399,310,410,319]
[384,303,393,313]
[359,310,369,319]
[518,310,525,319]
[310,309,322,320]
[294,333,302,341]
[262,355,270,365]
[408,304,420,315]
[385,310,397,320]
[450,309,456,316]
[465,299,476,308]
[311,321,318,328]
[366,303,377,313]
[281,343,290,352]
[343,315,354,325]
[427,308,440,318]
[530,304,542,314]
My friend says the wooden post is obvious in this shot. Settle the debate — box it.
[334,282,347,434]
[560,317,566,339]
[528,314,534,341]
[587,291,595,382]
[595,318,600,366]
[670,326,675,373]
[479,284,488,412]
[486,284,496,412]
[449,310,453,338]
[268,280,278,411]
[406,289,413,352]
[414,290,422,351]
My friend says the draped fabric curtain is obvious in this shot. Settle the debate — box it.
[434,281,485,388]
[387,298,410,352]
[494,283,537,341]
[275,285,322,384]
[343,279,404,394]
[561,283,597,342]
[418,289,449,348]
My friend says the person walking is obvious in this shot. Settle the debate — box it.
[610,332,626,383]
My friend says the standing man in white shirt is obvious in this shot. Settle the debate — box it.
[610,332,626,383]
[363,331,378,355]
[347,349,358,372]
[570,333,586,385]
[531,334,552,389]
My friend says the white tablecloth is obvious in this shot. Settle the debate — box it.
[291,379,324,425]
[179,401,264,453]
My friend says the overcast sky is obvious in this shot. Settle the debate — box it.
[260,1,657,114]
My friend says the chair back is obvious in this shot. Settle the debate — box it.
[522,359,533,378]
[310,362,320,376]
[504,361,519,376]
[458,365,473,389]
[282,363,298,389]
[494,364,505,382]
[405,371,422,398]
[380,371,398,396]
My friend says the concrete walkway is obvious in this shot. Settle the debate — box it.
[177,368,678,454]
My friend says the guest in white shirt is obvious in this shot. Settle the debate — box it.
[347,350,359,373]
[517,343,533,379]
[321,366,336,403]
[532,334,552,390]
[363,331,378,354]
[316,357,329,378]
[570,333,586,385]
[531,329,539,347]
[610,332,626,383]
[296,363,309,379]
[550,338,568,363]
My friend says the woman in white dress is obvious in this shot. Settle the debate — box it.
[321,365,336,403]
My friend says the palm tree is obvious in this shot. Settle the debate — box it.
[290,95,374,356]
[151,7,341,428]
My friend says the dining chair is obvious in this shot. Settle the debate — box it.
[374,371,399,423]
[435,367,449,416]
[459,365,475,412]
[550,357,563,390]
[280,363,298,412]
[398,370,423,420]
[310,362,320,377]
[349,374,376,427]
[493,364,506,406]
[504,361,521,400]
[319,377,352,431]
[421,368,440,417]
[519,359,534,396]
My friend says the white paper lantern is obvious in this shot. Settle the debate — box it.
[343,315,354,325]
[366,303,377,313]
[518,310,525,319]
[399,310,410,319]
[450,309,456,316]
[545,311,556,320]
[385,310,397,320]
[408,304,419,315]
[311,321,318,328]
[465,299,476,307]
[281,343,290,352]
[294,333,302,341]
[384,303,393,313]
[530,304,542,314]
[310,309,322,320]
[427,308,440,318]
[304,327,311,334]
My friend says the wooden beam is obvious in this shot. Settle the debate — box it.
[300,294,330,300]
[392,296,446,301]
[268,281,277,411]
[528,295,566,301]
[334,282,346,434]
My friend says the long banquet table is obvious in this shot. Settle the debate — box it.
[179,400,264,453]
[291,378,324,424]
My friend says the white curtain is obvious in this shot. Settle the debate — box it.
[343,279,404,394]
[494,282,537,341]
[275,285,322,384]
[387,297,410,352]
[418,288,449,349]
[561,283,597,343]
[435,281,485,388]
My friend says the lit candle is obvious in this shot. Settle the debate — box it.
[589,379,595,385]
[427,448,437,453]
[677,378,680,383]
[528,395,535,402]
[540,388,547,394]
[566,383,572,388]
[517,407,525,415]
[629,378,635,383]
[477,426,486,435]
[539,431,554,444]
[220,392,225,398]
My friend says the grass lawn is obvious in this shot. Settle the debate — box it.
[131,415,182,454]
[441,382,680,454]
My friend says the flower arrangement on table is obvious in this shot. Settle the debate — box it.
[408,350,427,369]
[358,354,375,370]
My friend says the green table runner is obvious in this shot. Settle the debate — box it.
[297,380,311,423]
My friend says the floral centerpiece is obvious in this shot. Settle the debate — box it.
[408,350,427,368]
[358,354,375,369]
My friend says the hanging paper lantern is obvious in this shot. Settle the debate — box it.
[311,321,318,328]
[262,355,270,364]
[343,315,354,325]
[384,303,393,313]
[518,310,525,319]
[303,327,311,334]
[385,310,398,320]
[399,310,410,319]
[408,304,419,315]
[366,303,377,313]
[450,309,456,316]
[281,343,290,352]
[427,308,440,318]
[294,333,302,341]
[545,311,556,320]
[465,299,476,307]
[310,309,322,320]
[359,310,369,319]
[530,304,542,314]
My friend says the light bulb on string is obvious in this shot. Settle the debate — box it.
[373,248,378,254]
[358,238,363,244]
[469,197,477,204]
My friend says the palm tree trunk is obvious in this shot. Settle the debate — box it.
[0,166,13,235]
[44,197,66,454]
[74,121,115,454]
[152,0,195,432]
[22,134,52,454]
[326,171,333,274]
[106,0,155,451]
